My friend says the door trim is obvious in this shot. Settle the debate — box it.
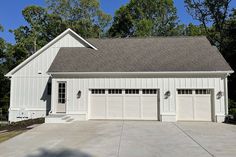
[56,81,67,113]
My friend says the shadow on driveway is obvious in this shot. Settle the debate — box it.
[27,148,91,157]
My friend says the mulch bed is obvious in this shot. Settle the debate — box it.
[0,118,45,132]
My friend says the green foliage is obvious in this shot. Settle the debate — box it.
[46,0,112,38]
[0,24,3,32]
[109,0,179,37]
[221,9,236,101]
[10,6,67,55]
[185,23,206,36]
[229,99,236,116]
[185,0,236,105]
[134,19,153,37]
[10,1,111,56]
[184,0,231,49]
[108,6,134,37]
[0,24,6,60]
[0,25,10,116]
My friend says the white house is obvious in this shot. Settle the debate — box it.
[5,29,233,123]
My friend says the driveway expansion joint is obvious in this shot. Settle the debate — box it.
[117,120,124,157]
[173,123,215,157]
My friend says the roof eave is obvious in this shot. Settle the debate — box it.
[47,71,234,75]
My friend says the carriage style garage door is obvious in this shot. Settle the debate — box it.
[90,89,159,120]
[177,89,212,121]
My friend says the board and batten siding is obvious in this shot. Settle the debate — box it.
[9,33,85,122]
[51,76,226,122]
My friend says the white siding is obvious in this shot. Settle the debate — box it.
[51,77,226,121]
[9,33,86,122]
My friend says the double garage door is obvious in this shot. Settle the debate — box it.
[177,89,212,121]
[90,89,159,120]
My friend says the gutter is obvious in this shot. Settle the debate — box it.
[47,71,234,75]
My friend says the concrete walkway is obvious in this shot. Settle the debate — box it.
[0,121,236,157]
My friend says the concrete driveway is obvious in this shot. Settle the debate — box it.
[0,121,236,157]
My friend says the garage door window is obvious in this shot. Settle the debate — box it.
[142,89,157,94]
[125,89,139,94]
[108,89,122,94]
[178,89,192,94]
[91,89,105,94]
[195,89,211,94]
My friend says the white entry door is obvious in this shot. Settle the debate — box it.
[177,89,212,121]
[56,82,66,113]
[90,89,158,120]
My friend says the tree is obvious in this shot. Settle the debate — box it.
[109,0,179,37]
[10,6,67,56]
[184,0,231,50]
[185,23,206,36]
[46,0,112,38]
[0,24,10,116]
[221,9,236,108]
[185,0,236,110]
[0,24,5,61]
[0,24,3,32]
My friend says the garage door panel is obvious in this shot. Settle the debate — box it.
[90,96,106,119]
[142,96,158,120]
[124,96,141,119]
[195,96,211,121]
[177,89,212,122]
[90,89,159,120]
[107,96,123,119]
[178,96,194,121]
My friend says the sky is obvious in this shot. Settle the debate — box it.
[0,0,236,44]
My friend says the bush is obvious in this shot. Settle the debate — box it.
[229,99,236,116]
[229,108,236,116]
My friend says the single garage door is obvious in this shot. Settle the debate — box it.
[90,89,159,120]
[177,89,212,121]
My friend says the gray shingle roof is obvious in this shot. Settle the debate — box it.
[48,37,232,73]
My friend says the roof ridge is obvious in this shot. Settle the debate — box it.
[86,36,207,40]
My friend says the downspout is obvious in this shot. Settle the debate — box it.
[224,74,229,115]
[48,74,53,115]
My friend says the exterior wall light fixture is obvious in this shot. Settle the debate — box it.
[165,91,171,99]
[77,90,81,98]
[217,91,223,99]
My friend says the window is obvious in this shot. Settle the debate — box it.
[91,89,105,94]
[125,89,139,94]
[196,89,211,94]
[108,89,122,94]
[47,83,51,95]
[178,89,193,95]
[142,89,157,94]
[58,82,66,103]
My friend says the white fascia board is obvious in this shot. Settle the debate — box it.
[5,28,98,77]
[48,71,234,75]
[68,28,98,50]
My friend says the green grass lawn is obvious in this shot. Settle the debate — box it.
[0,130,25,143]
